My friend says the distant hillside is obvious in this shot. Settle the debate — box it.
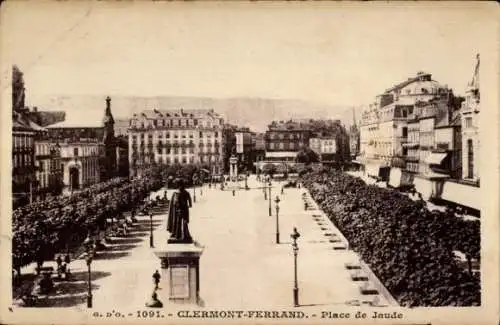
[27,95,363,132]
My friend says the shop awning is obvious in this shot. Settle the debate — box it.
[402,143,419,148]
[265,151,298,158]
[425,153,448,165]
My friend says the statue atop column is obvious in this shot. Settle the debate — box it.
[166,179,194,244]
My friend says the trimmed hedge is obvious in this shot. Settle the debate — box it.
[300,169,480,307]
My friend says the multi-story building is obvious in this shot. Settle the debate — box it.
[128,108,225,177]
[309,137,337,163]
[59,139,102,192]
[46,97,117,192]
[12,110,36,206]
[264,120,312,162]
[405,118,420,173]
[402,95,463,178]
[34,139,63,198]
[251,133,266,173]
[45,124,104,192]
[461,54,480,183]
[360,72,456,175]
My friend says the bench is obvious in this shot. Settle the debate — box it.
[345,262,361,270]
[21,294,40,307]
[359,282,379,295]
[350,270,369,281]
[36,266,54,275]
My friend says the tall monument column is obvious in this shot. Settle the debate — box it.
[102,96,116,180]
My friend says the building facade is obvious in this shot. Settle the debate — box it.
[264,120,312,162]
[34,140,63,198]
[461,54,480,183]
[360,72,457,174]
[59,140,102,191]
[309,137,337,163]
[128,108,225,177]
[45,97,116,191]
[12,110,36,206]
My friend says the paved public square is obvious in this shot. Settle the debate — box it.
[18,176,394,310]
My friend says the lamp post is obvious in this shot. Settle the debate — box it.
[263,178,267,200]
[291,227,301,307]
[83,234,94,308]
[149,212,154,248]
[268,181,272,216]
[192,176,197,203]
[275,196,280,244]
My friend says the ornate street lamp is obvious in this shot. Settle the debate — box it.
[291,227,301,307]
[83,234,94,308]
[149,212,154,248]
[268,181,272,216]
[275,196,280,244]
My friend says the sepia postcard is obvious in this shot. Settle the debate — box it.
[0,1,499,325]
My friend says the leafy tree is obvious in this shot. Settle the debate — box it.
[296,147,320,165]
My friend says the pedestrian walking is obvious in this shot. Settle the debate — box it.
[56,255,63,278]
[153,270,161,290]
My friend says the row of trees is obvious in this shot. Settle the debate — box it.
[300,168,480,307]
[12,164,215,274]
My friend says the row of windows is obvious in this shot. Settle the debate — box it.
[131,139,220,147]
[71,147,99,157]
[406,162,419,173]
[132,141,220,151]
[13,134,34,149]
[133,147,221,155]
[13,153,33,169]
[266,132,304,140]
[131,131,220,141]
[37,159,62,173]
[135,154,220,165]
[131,117,222,129]
[36,144,60,157]
[267,142,304,150]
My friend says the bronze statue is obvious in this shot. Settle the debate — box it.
[166,179,193,244]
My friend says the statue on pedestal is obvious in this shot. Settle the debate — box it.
[166,179,193,244]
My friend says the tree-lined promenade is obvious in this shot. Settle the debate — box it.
[12,164,214,277]
[12,163,480,308]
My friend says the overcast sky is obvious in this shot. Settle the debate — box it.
[1,2,494,112]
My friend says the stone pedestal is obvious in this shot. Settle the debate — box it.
[153,242,204,305]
